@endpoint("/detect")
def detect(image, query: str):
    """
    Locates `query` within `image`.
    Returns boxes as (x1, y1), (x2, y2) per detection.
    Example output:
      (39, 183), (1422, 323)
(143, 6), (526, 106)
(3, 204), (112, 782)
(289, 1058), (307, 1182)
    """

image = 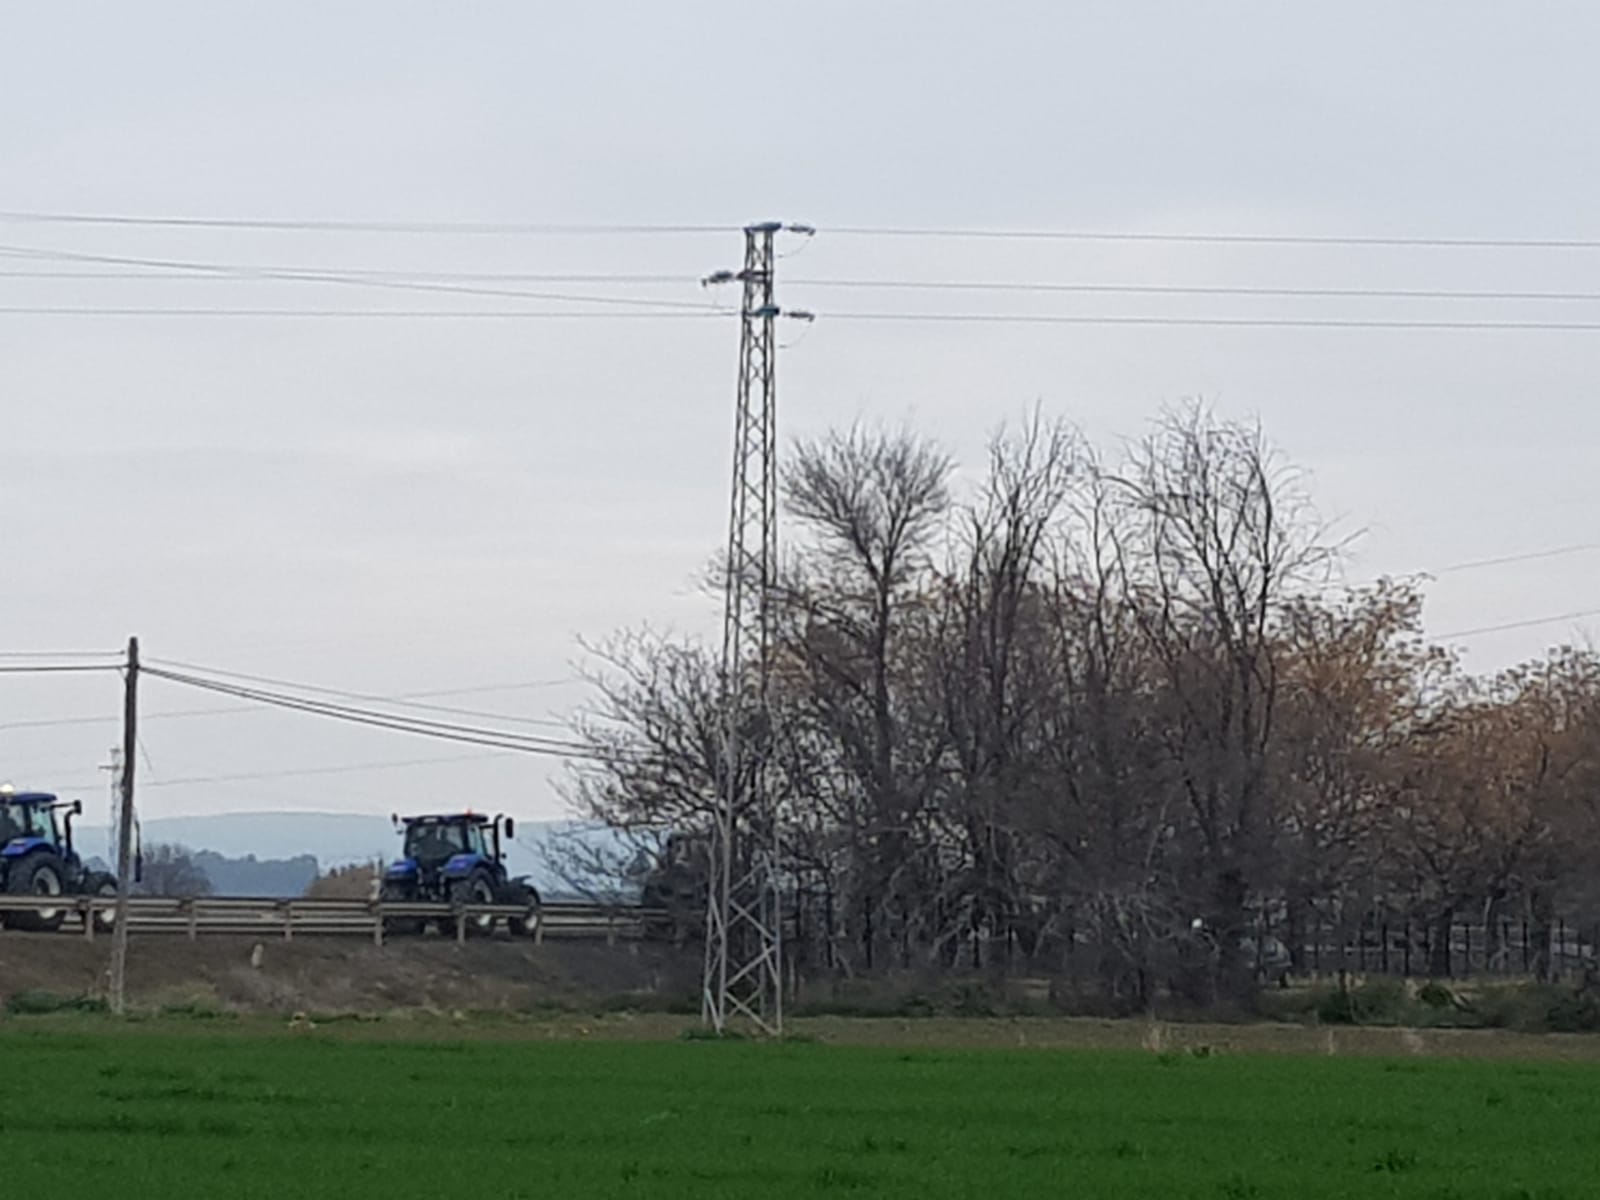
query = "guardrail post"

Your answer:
(534, 911), (544, 947)
(185, 898), (199, 942)
(606, 911), (617, 947)
(372, 901), (384, 947)
(455, 908), (466, 945)
(282, 901), (294, 942)
(81, 897), (94, 942)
